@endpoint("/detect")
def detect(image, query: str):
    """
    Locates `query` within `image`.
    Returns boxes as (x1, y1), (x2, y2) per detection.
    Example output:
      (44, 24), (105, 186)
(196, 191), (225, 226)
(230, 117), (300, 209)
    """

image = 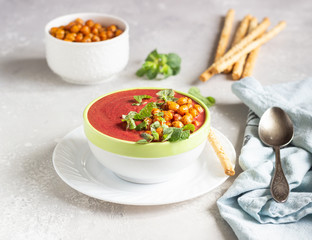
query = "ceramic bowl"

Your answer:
(83, 88), (210, 184)
(45, 13), (129, 85)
